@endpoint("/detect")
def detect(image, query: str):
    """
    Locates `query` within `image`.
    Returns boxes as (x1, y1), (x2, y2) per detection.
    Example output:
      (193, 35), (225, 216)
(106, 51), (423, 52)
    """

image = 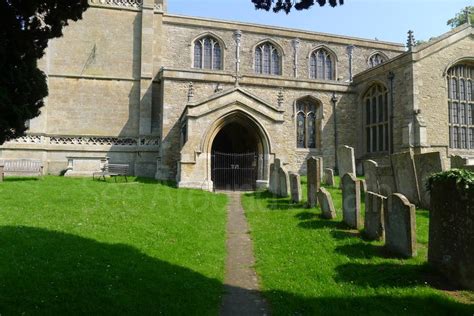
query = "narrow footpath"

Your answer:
(219, 192), (269, 316)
